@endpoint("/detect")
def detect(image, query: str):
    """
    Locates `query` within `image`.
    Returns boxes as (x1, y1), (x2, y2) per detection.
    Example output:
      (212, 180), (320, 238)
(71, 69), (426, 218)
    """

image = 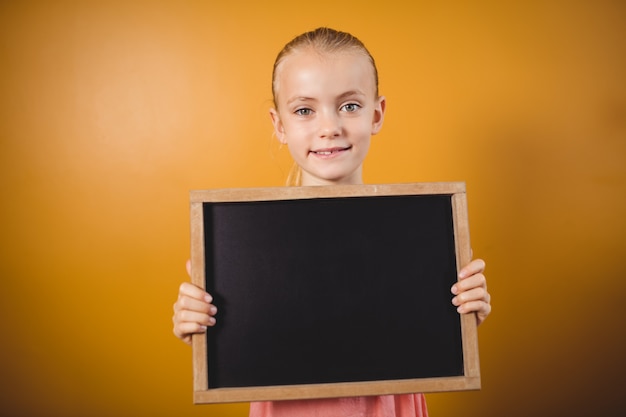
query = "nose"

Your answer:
(318, 110), (342, 139)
